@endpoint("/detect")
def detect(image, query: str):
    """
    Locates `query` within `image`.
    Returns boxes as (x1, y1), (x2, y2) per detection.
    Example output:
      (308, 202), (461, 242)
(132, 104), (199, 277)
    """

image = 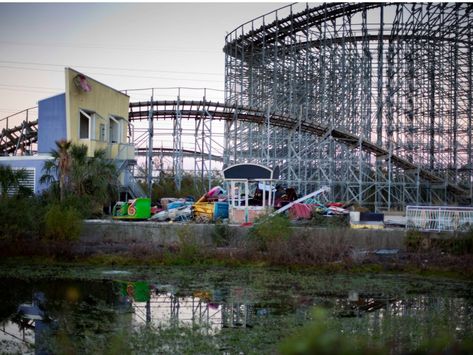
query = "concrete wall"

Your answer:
(81, 221), (406, 250)
(65, 68), (130, 158)
(38, 93), (66, 154)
